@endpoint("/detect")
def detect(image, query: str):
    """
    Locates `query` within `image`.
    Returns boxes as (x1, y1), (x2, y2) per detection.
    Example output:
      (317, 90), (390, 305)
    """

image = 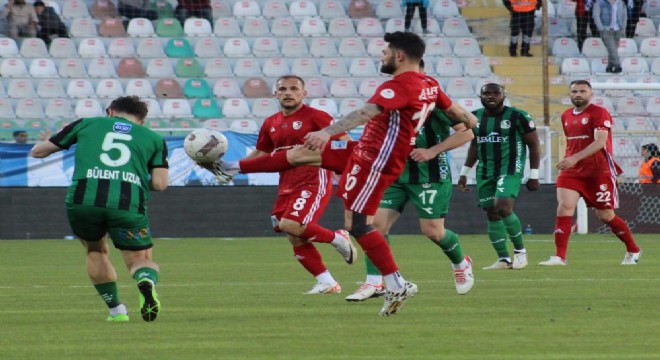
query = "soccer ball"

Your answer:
(184, 128), (228, 163)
